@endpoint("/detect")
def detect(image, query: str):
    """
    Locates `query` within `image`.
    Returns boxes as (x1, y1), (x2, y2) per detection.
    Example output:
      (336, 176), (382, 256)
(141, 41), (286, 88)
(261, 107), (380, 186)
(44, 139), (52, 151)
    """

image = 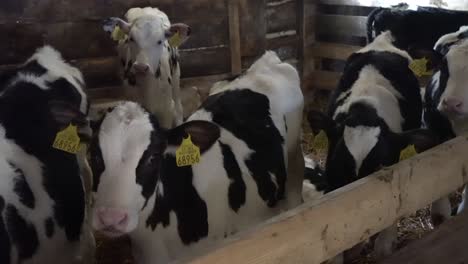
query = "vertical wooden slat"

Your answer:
(303, 0), (318, 92)
(228, 0), (242, 75)
(239, 0), (267, 58)
(296, 0), (305, 80)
